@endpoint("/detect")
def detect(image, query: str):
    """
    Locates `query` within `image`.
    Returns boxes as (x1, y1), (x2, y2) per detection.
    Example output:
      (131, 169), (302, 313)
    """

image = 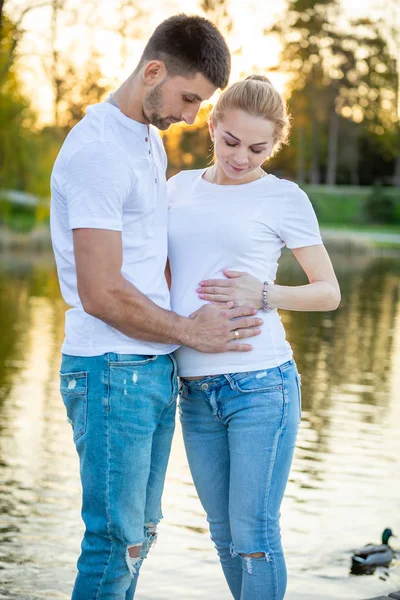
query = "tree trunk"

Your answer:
(309, 71), (320, 185)
(50, 1), (65, 127)
(350, 127), (359, 186)
(327, 97), (339, 186)
(0, 0), (4, 31)
(394, 153), (400, 187)
(310, 106), (320, 184)
(296, 126), (306, 184)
